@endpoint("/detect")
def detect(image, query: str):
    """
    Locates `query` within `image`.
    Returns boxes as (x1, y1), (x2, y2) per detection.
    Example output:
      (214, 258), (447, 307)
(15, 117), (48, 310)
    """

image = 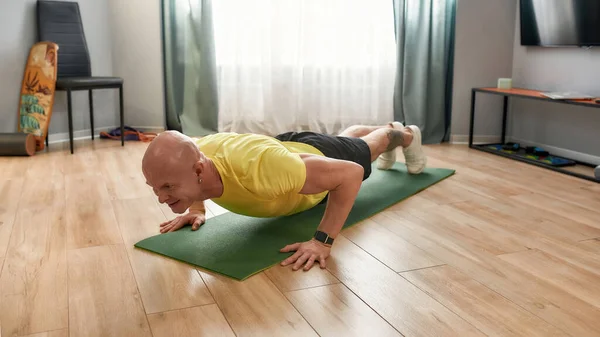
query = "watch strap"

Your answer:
(313, 230), (334, 245)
